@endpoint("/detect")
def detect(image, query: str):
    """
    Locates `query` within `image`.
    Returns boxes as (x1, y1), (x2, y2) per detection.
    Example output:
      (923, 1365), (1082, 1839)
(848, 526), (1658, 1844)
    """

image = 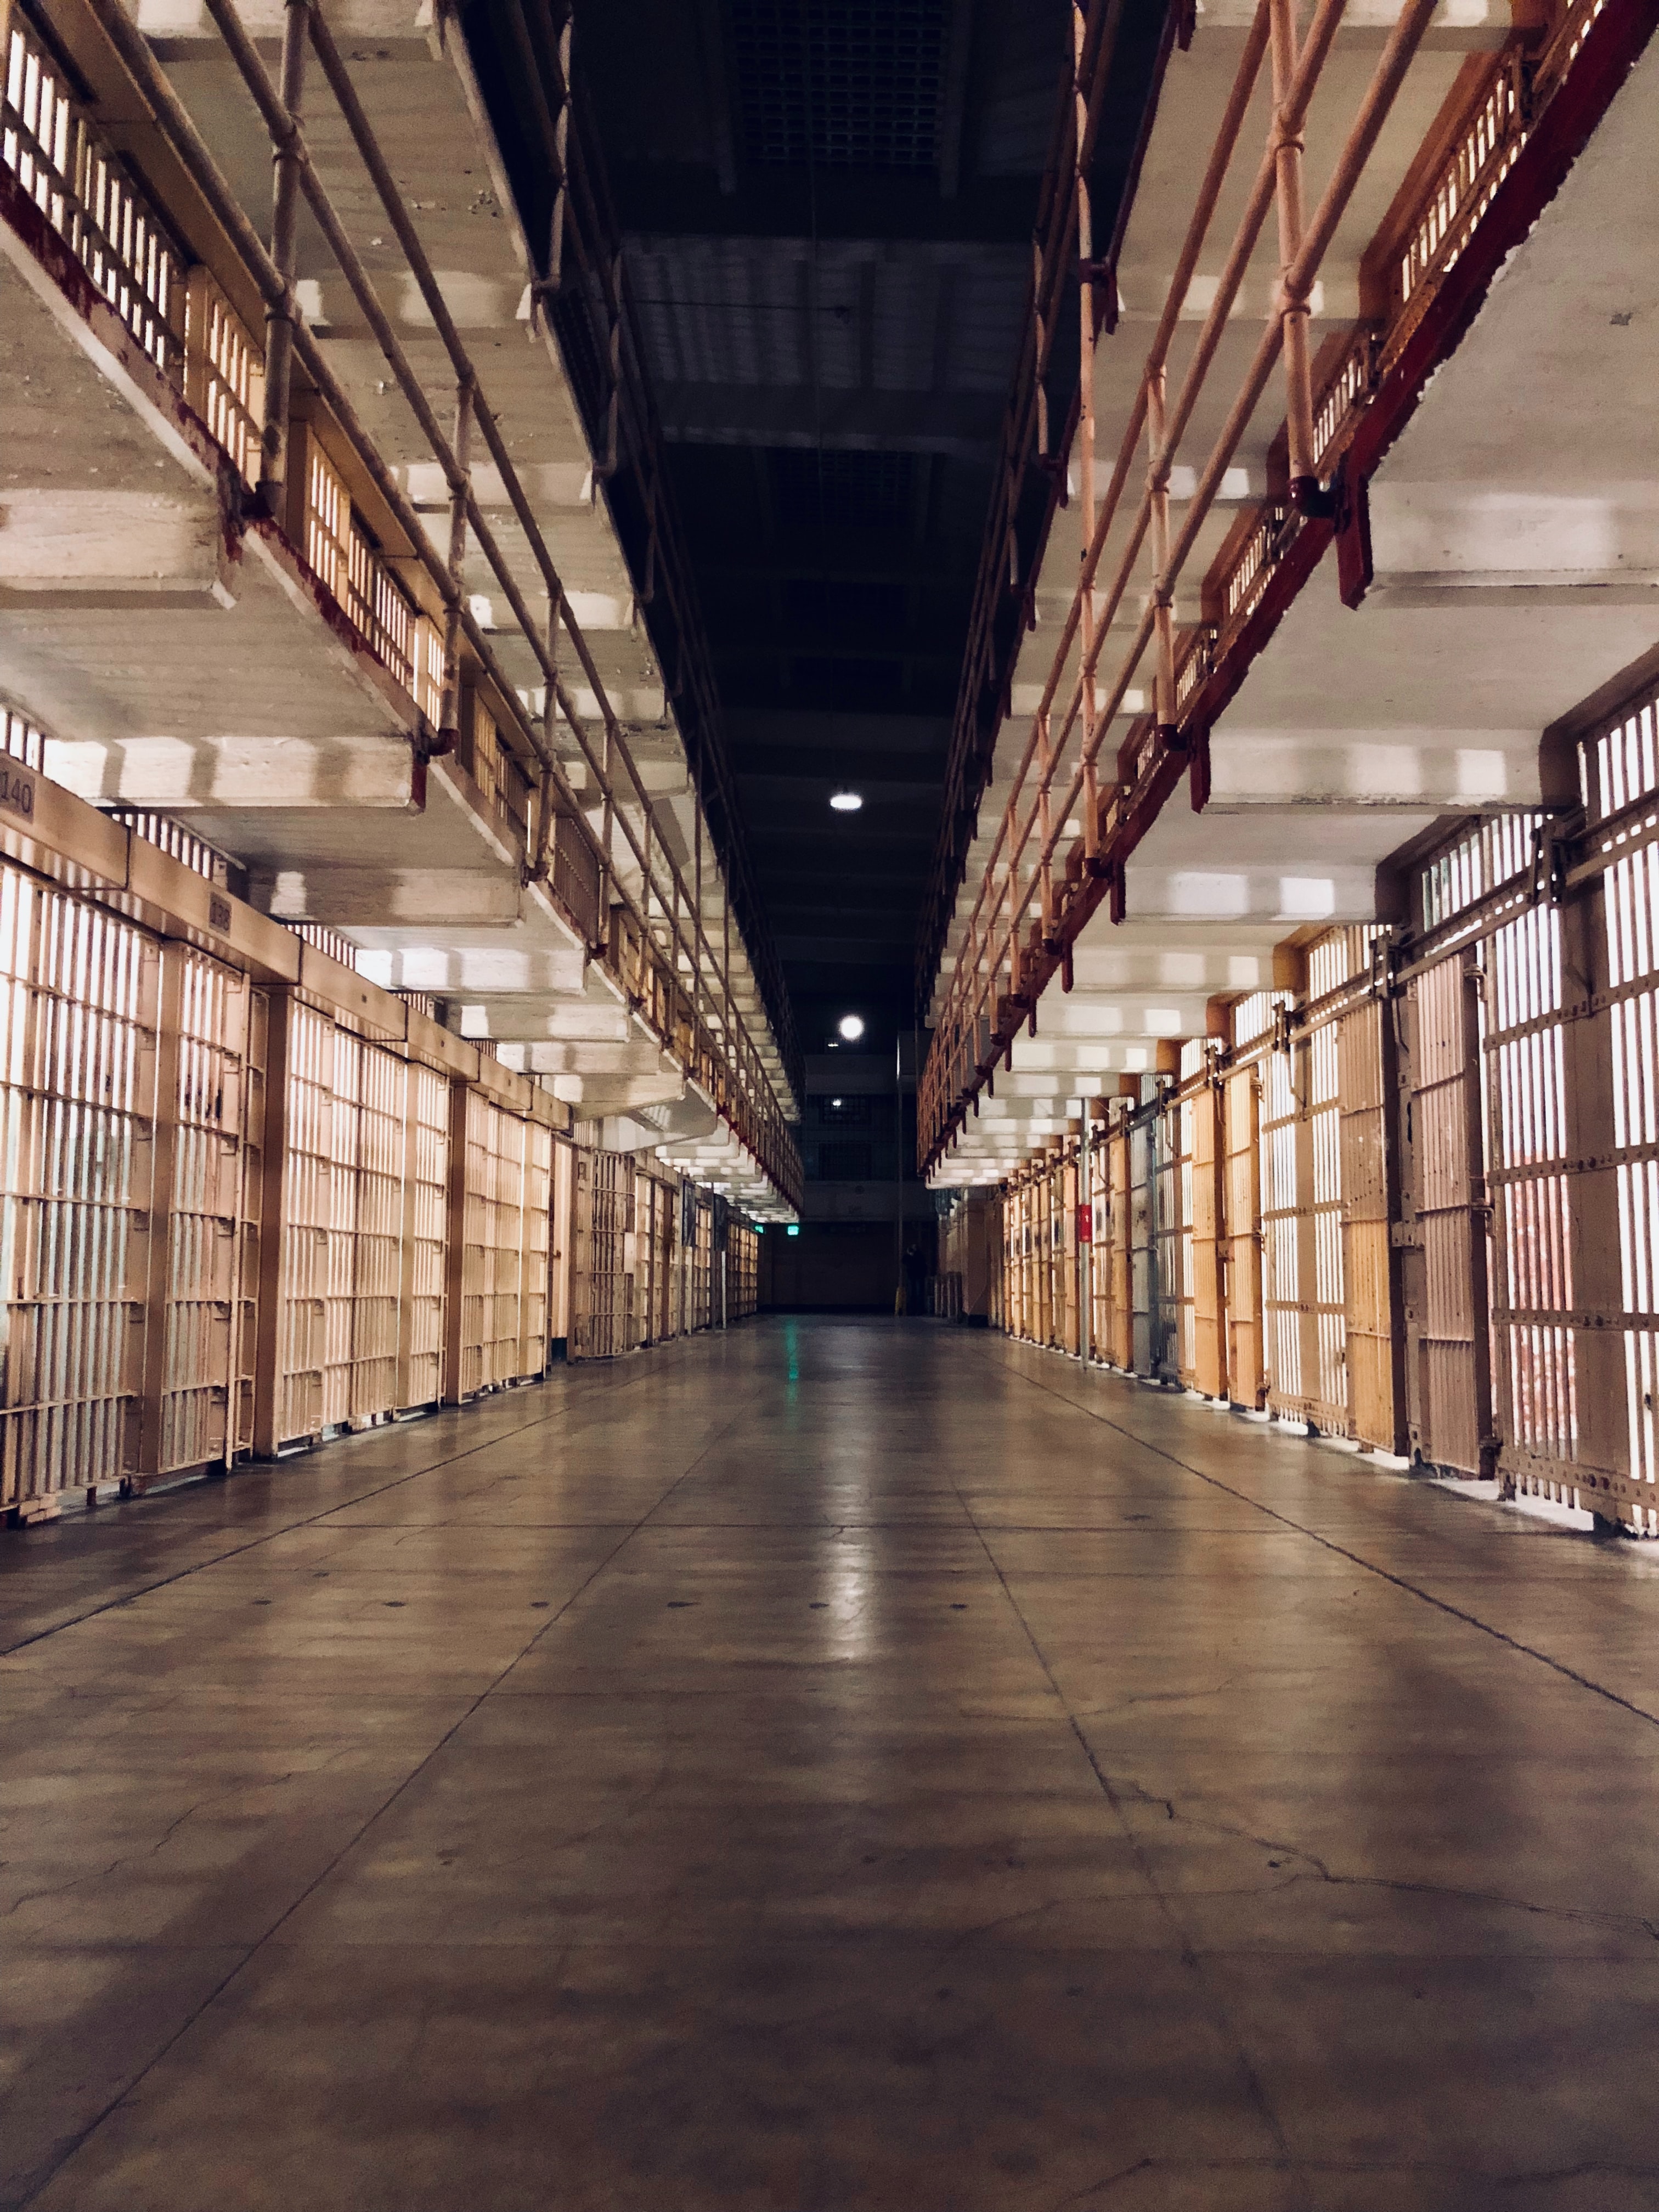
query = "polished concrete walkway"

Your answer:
(4, 1319), (1659, 2211)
